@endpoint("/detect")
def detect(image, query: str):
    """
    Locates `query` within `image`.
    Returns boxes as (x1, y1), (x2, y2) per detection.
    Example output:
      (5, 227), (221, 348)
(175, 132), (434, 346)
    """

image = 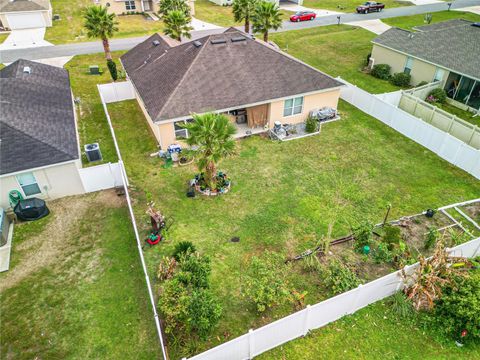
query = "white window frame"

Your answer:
(125, 0), (136, 10)
(16, 172), (41, 197)
(174, 119), (193, 139)
(403, 57), (414, 75)
(283, 96), (304, 117)
(433, 68), (445, 83)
